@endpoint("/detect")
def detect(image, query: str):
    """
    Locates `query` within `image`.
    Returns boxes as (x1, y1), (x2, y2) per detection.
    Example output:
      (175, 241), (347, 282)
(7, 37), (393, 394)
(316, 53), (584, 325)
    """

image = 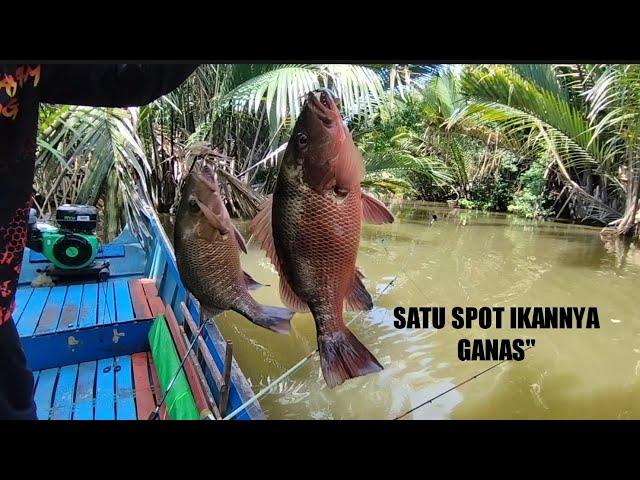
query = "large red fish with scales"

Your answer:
(250, 89), (394, 388)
